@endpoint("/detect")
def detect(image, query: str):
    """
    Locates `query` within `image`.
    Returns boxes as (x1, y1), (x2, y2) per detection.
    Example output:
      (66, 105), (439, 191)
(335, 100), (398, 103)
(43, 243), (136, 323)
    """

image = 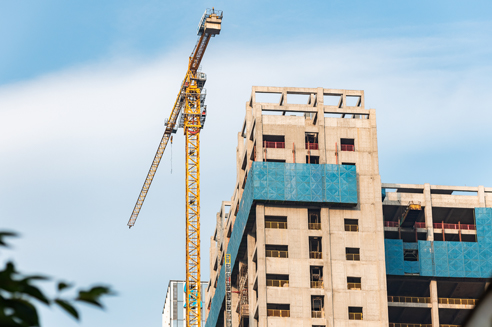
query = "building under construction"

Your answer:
(204, 86), (492, 327)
